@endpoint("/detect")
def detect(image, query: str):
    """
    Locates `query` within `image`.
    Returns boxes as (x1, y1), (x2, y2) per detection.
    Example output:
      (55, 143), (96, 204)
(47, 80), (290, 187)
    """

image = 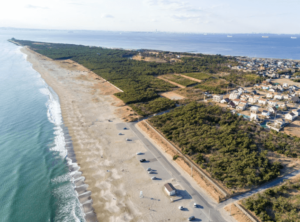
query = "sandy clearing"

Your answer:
(21, 47), (195, 222)
(224, 204), (255, 222)
(160, 91), (185, 100)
